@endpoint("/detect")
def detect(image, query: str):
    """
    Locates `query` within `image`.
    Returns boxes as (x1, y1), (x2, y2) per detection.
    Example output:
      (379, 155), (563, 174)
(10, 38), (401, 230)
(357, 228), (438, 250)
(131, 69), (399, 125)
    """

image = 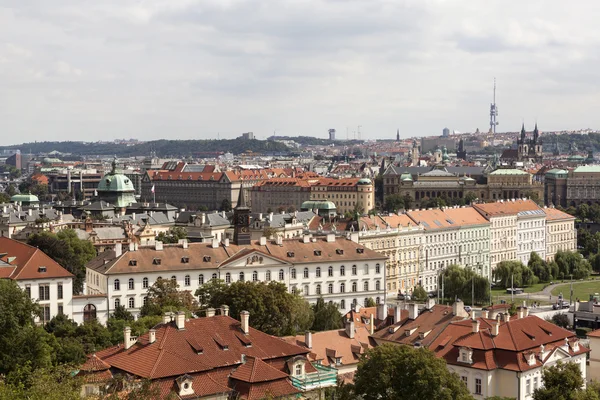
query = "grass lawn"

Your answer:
(490, 282), (548, 296)
(551, 279), (600, 302)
